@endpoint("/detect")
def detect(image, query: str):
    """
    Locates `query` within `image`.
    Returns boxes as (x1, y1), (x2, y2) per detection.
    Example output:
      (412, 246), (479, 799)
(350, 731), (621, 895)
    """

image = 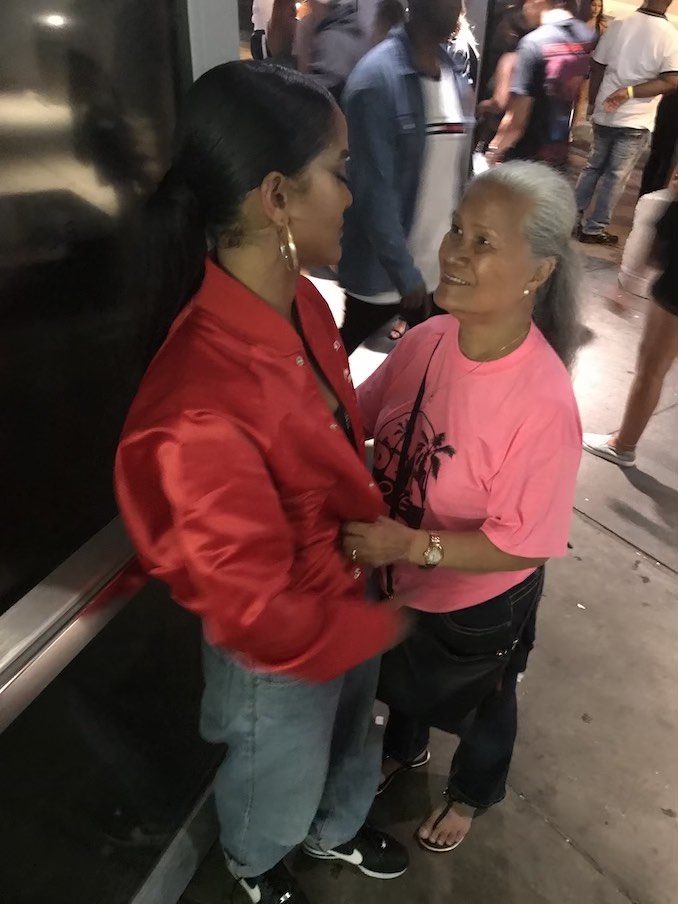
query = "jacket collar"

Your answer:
(390, 26), (476, 122)
(192, 257), (304, 357)
(390, 25), (454, 78)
